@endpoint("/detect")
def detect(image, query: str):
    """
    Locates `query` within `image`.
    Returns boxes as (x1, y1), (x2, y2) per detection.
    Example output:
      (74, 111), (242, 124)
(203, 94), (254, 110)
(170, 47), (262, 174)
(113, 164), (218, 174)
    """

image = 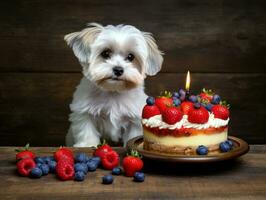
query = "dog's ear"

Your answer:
(64, 23), (103, 63)
(142, 32), (163, 76)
